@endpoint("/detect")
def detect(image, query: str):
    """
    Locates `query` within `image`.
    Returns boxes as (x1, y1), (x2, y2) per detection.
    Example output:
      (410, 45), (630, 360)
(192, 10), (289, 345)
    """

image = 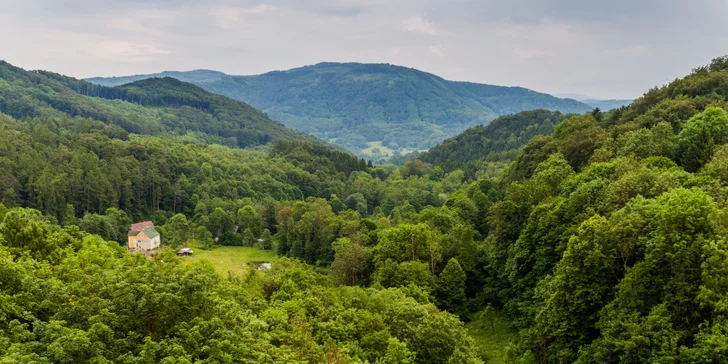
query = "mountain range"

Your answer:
(87, 63), (595, 160)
